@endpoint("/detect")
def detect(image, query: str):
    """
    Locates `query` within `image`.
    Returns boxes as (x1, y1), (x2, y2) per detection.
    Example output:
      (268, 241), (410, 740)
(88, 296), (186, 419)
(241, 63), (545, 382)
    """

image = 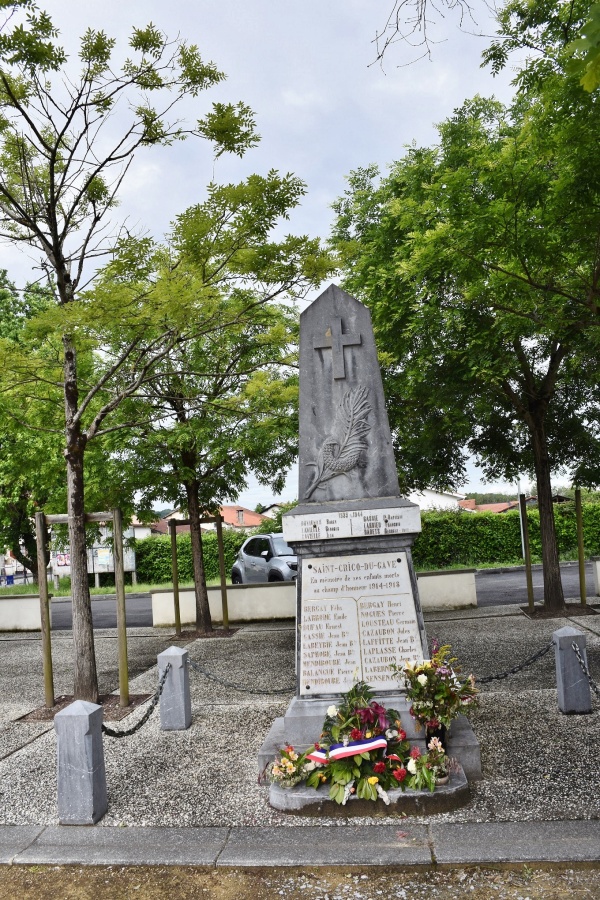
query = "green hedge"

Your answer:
(411, 504), (600, 569)
(133, 503), (600, 581)
(133, 530), (246, 584)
